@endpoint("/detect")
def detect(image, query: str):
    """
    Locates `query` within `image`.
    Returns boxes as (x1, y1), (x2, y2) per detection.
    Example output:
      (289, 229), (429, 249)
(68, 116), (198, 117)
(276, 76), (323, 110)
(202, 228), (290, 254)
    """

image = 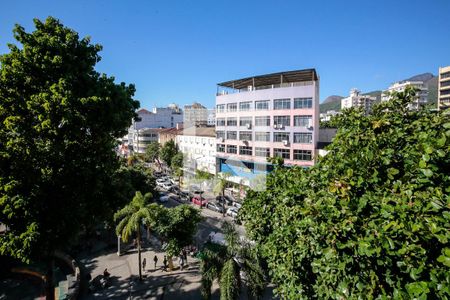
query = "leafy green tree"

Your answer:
(196, 169), (214, 180)
(145, 141), (160, 165)
(200, 222), (266, 300)
(241, 87), (450, 299)
(213, 172), (231, 217)
(0, 17), (139, 298)
(160, 139), (178, 166)
(114, 191), (159, 281)
(171, 152), (184, 170)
